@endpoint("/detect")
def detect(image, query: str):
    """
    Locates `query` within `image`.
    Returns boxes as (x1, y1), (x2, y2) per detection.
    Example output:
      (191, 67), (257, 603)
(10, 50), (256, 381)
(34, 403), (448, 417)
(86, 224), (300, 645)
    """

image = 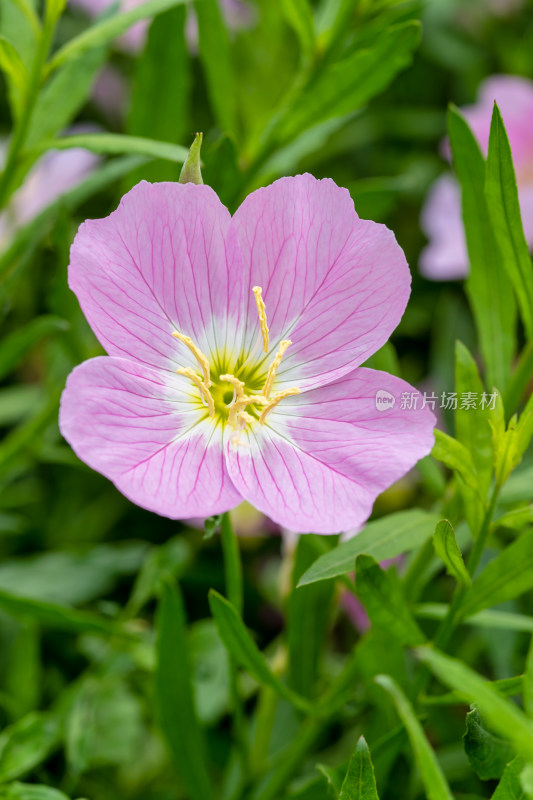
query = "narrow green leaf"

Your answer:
(0, 36), (28, 118)
(297, 510), (440, 587)
(339, 736), (380, 800)
(278, 22), (420, 142)
(485, 103), (533, 340)
(0, 316), (68, 381)
(281, 0), (315, 59)
(0, 0), (39, 64)
(288, 535), (334, 698)
(155, 580), (212, 800)
(524, 635), (533, 719)
(0, 713), (60, 783)
(464, 706), (515, 780)
(0, 588), (131, 637)
(432, 429), (481, 496)
(48, 0), (190, 72)
(45, 0), (67, 25)
(433, 519), (471, 586)
(492, 756), (526, 800)
(0, 783), (73, 800)
(455, 340), (493, 493)
(375, 675), (454, 800)
(416, 604), (533, 633)
(493, 505), (533, 531)
(127, 4), (190, 183)
(208, 589), (311, 713)
(448, 104), (516, 390)
(196, 0), (236, 135)
(355, 555), (424, 646)
(30, 134), (189, 165)
(460, 529), (533, 619)
(416, 646), (533, 761)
